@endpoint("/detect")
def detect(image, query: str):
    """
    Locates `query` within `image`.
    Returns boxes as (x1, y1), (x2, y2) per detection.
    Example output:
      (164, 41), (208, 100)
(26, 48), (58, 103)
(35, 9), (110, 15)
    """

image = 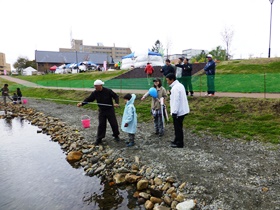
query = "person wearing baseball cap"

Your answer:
(77, 79), (121, 145)
(204, 54), (216, 96)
